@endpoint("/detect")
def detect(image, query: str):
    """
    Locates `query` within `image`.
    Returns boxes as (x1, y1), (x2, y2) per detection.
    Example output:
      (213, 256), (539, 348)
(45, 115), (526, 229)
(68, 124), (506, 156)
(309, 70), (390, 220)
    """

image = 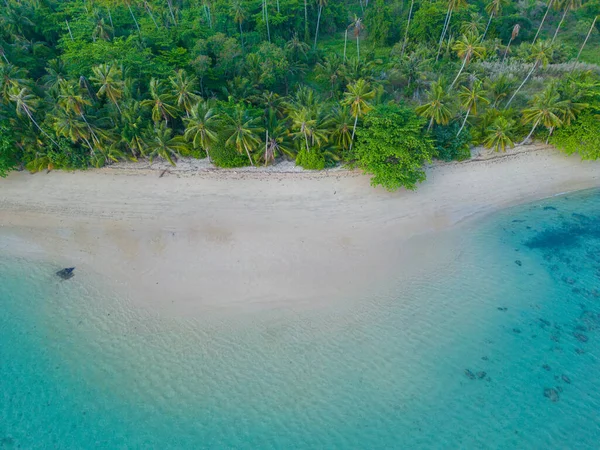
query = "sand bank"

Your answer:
(1, 145), (599, 316)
